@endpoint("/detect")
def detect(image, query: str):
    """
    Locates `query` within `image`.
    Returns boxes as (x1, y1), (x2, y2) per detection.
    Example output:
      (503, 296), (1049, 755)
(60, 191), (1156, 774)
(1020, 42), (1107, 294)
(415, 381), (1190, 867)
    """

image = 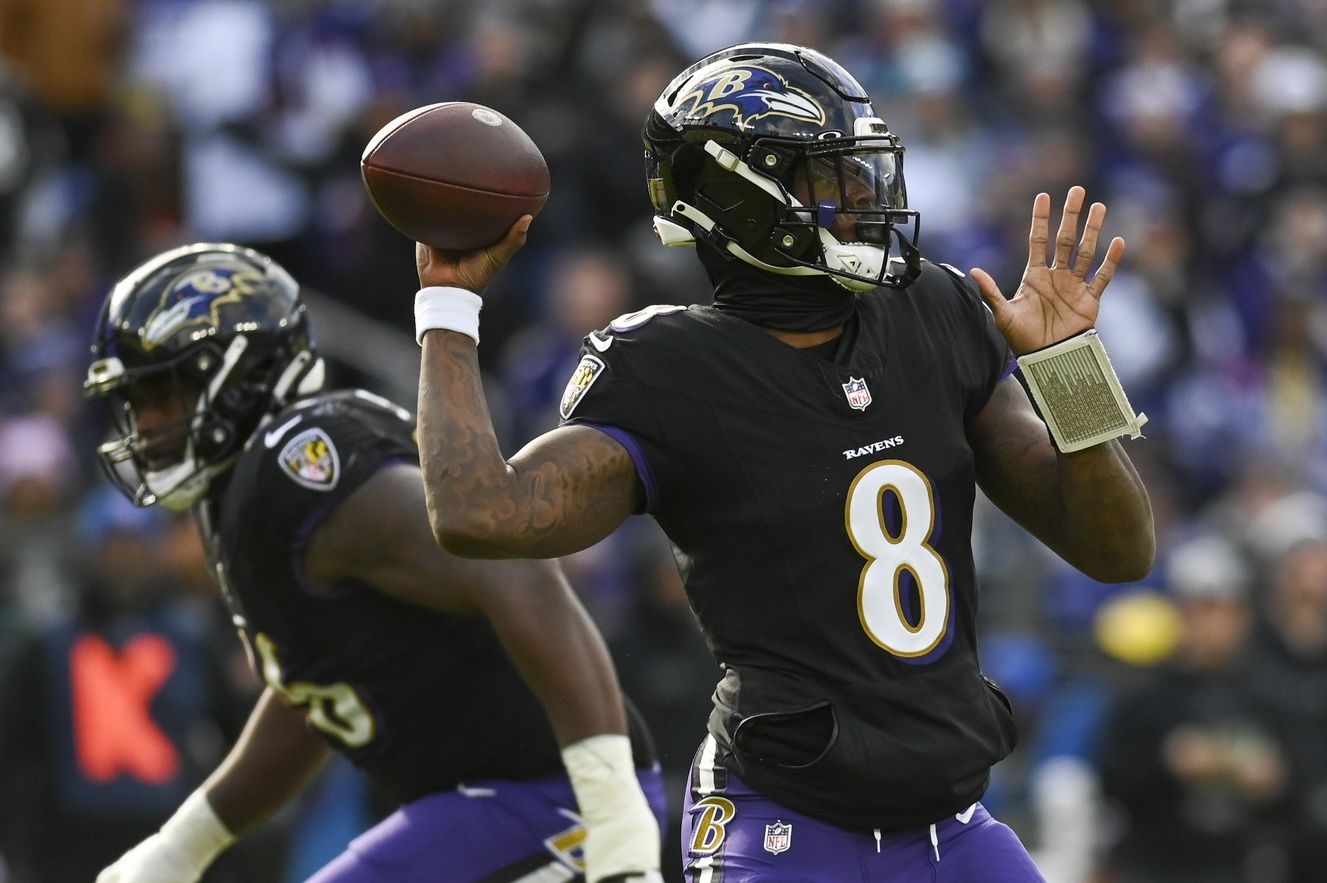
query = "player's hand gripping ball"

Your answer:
(361, 102), (550, 251)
